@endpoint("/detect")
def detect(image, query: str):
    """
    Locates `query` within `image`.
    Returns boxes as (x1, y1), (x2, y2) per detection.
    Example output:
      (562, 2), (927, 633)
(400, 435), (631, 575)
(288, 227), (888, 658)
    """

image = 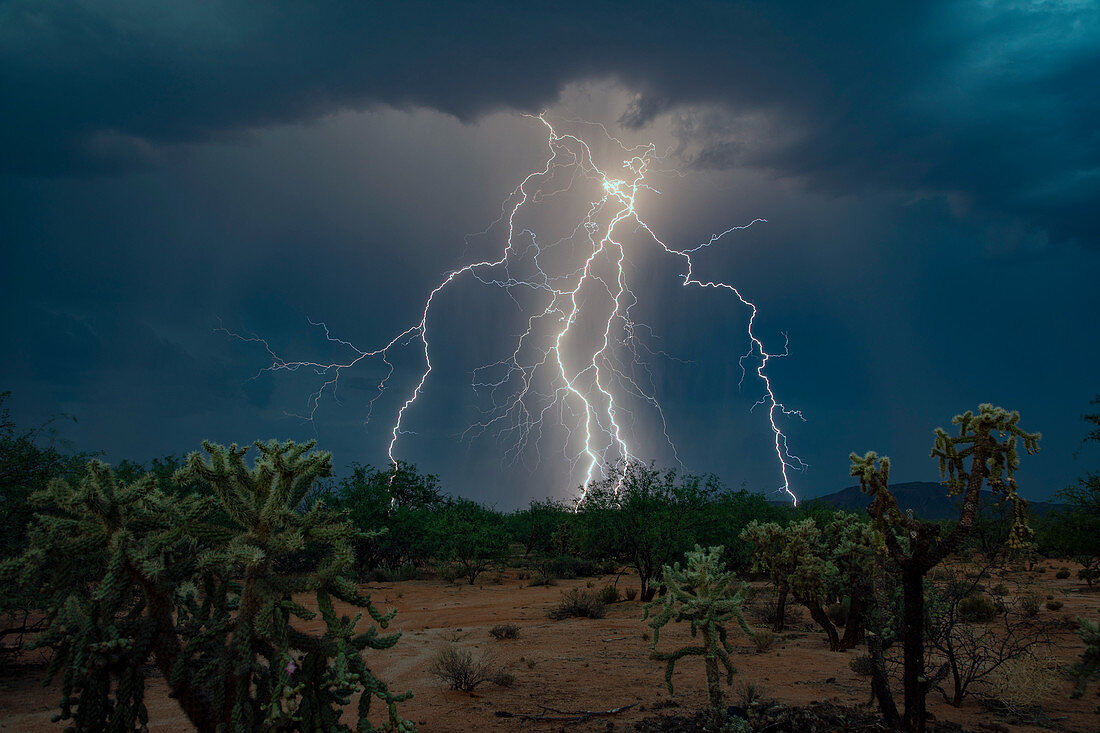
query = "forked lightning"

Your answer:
(222, 115), (805, 503)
